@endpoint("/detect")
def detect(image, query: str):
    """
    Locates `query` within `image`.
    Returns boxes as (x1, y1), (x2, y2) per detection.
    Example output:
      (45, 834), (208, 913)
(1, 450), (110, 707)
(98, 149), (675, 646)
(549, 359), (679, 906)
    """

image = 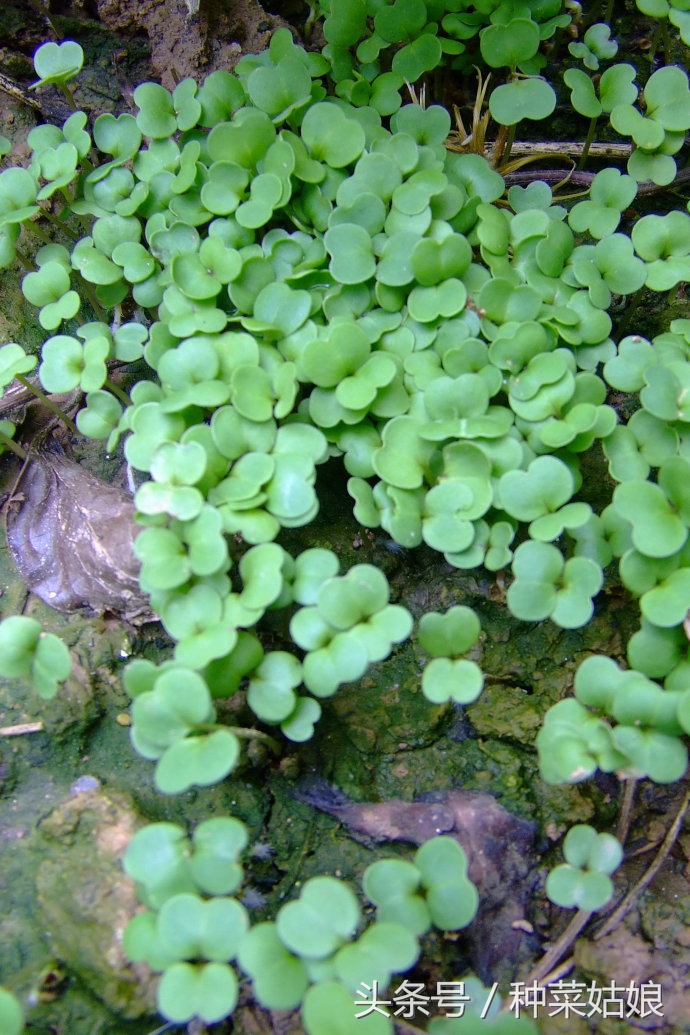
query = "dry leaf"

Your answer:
(5, 451), (151, 621)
